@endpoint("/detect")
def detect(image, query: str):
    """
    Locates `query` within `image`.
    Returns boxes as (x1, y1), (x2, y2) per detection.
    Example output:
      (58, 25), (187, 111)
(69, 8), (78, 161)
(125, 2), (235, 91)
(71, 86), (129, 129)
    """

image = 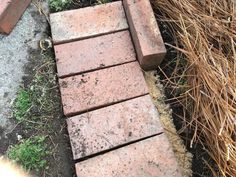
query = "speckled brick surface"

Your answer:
(50, 2), (181, 176)
(50, 1), (128, 44)
(54, 30), (136, 77)
(67, 95), (163, 160)
(0, 0), (31, 34)
(59, 62), (148, 116)
(75, 134), (182, 177)
(123, 0), (166, 70)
